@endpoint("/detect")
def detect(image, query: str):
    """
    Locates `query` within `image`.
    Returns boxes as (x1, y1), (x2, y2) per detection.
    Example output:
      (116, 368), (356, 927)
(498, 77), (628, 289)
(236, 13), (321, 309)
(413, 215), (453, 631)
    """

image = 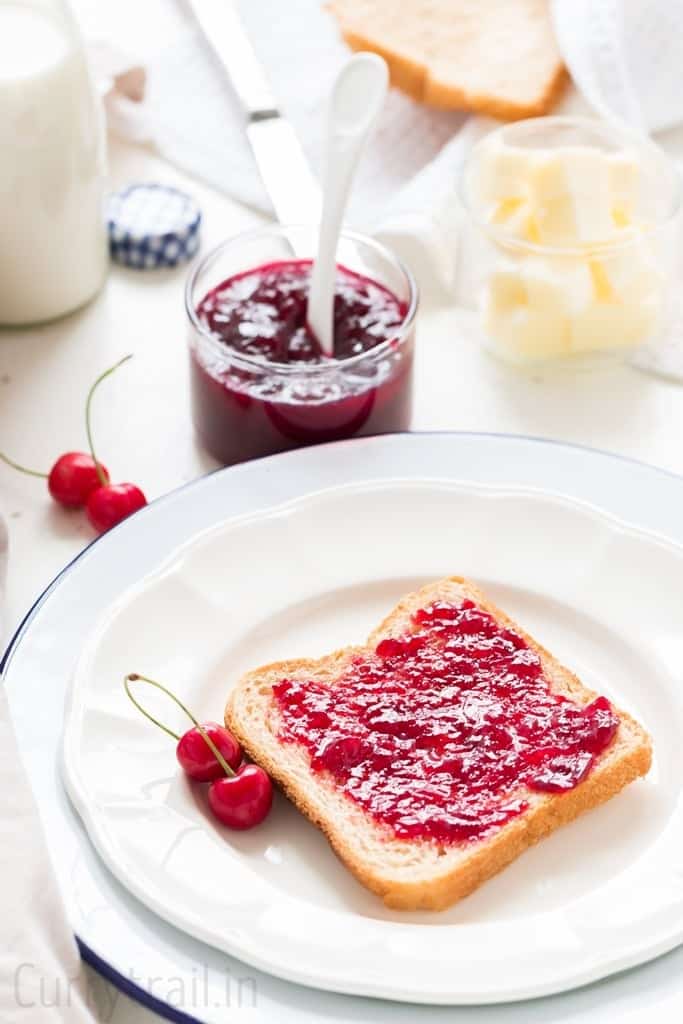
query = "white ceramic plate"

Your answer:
(62, 475), (683, 1005)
